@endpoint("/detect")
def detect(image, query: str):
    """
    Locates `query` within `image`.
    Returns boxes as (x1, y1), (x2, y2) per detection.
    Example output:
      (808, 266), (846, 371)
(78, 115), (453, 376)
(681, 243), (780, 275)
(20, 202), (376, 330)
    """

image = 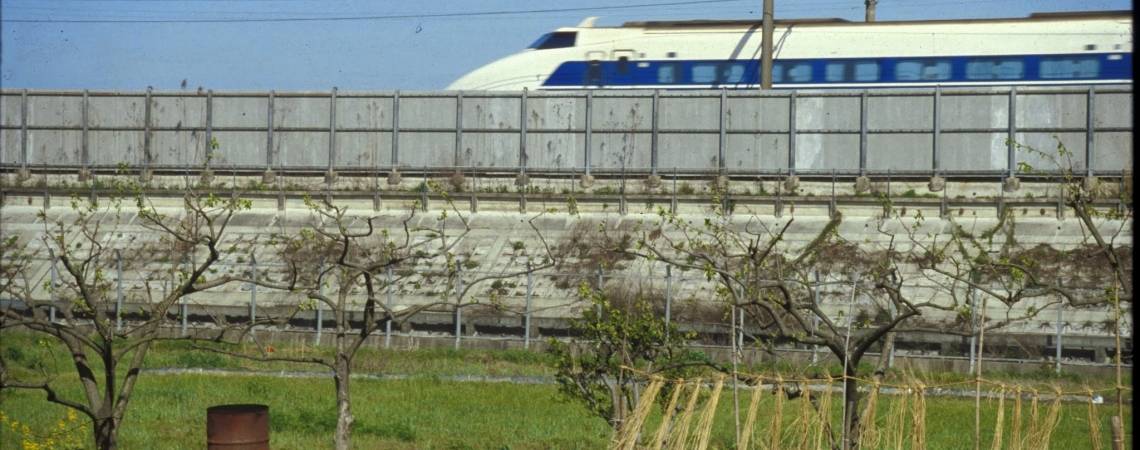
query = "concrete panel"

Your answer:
(591, 132), (653, 170)
(398, 132), (458, 168)
(658, 96), (717, 131)
(461, 133), (520, 168)
(27, 95), (83, 127)
(274, 96), (330, 129)
(209, 131), (266, 167)
(1093, 92), (1132, 128)
(337, 97), (393, 130)
(0, 94), (20, 127)
(401, 96), (457, 129)
(27, 130), (81, 166)
(724, 134), (761, 170)
(150, 130), (207, 167)
(1013, 132), (1087, 172)
(88, 96), (146, 129)
(211, 96), (269, 130)
(593, 97), (652, 132)
(795, 96), (859, 131)
(868, 96), (932, 131)
(0, 130), (19, 164)
(1018, 93), (1086, 129)
(1091, 132), (1132, 171)
(89, 130), (144, 166)
(941, 94), (1007, 130)
(726, 96), (790, 132)
(657, 134), (718, 170)
(276, 131), (329, 167)
(867, 134), (932, 171)
(526, 96), (584, 131)
(151, 96), (206, 129)
(795, 134), (858, 171)
(462, 97), (521, 130)
(757, 134), (790, 170)
(939, 133), (1007, 171)
(525, 133), (582, 170)
(334, 131), (391, 168)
